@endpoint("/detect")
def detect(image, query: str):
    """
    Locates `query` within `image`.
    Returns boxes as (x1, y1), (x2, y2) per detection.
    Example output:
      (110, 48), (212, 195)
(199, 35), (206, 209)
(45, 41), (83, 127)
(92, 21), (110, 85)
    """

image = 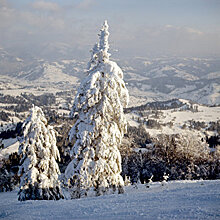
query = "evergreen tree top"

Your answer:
(88, 20), (111, 71)
(25, 105), (47, 125)
(98, 20), (110, 62)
